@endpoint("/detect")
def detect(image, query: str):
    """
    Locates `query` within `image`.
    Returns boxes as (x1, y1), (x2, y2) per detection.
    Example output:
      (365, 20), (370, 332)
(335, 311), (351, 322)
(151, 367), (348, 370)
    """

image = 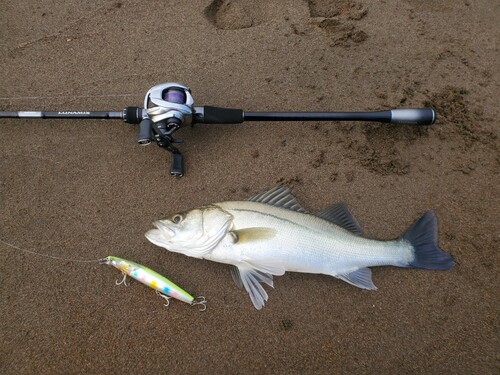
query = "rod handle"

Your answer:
(198, 106), (244, 124)
(390, 109), (436, 125)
